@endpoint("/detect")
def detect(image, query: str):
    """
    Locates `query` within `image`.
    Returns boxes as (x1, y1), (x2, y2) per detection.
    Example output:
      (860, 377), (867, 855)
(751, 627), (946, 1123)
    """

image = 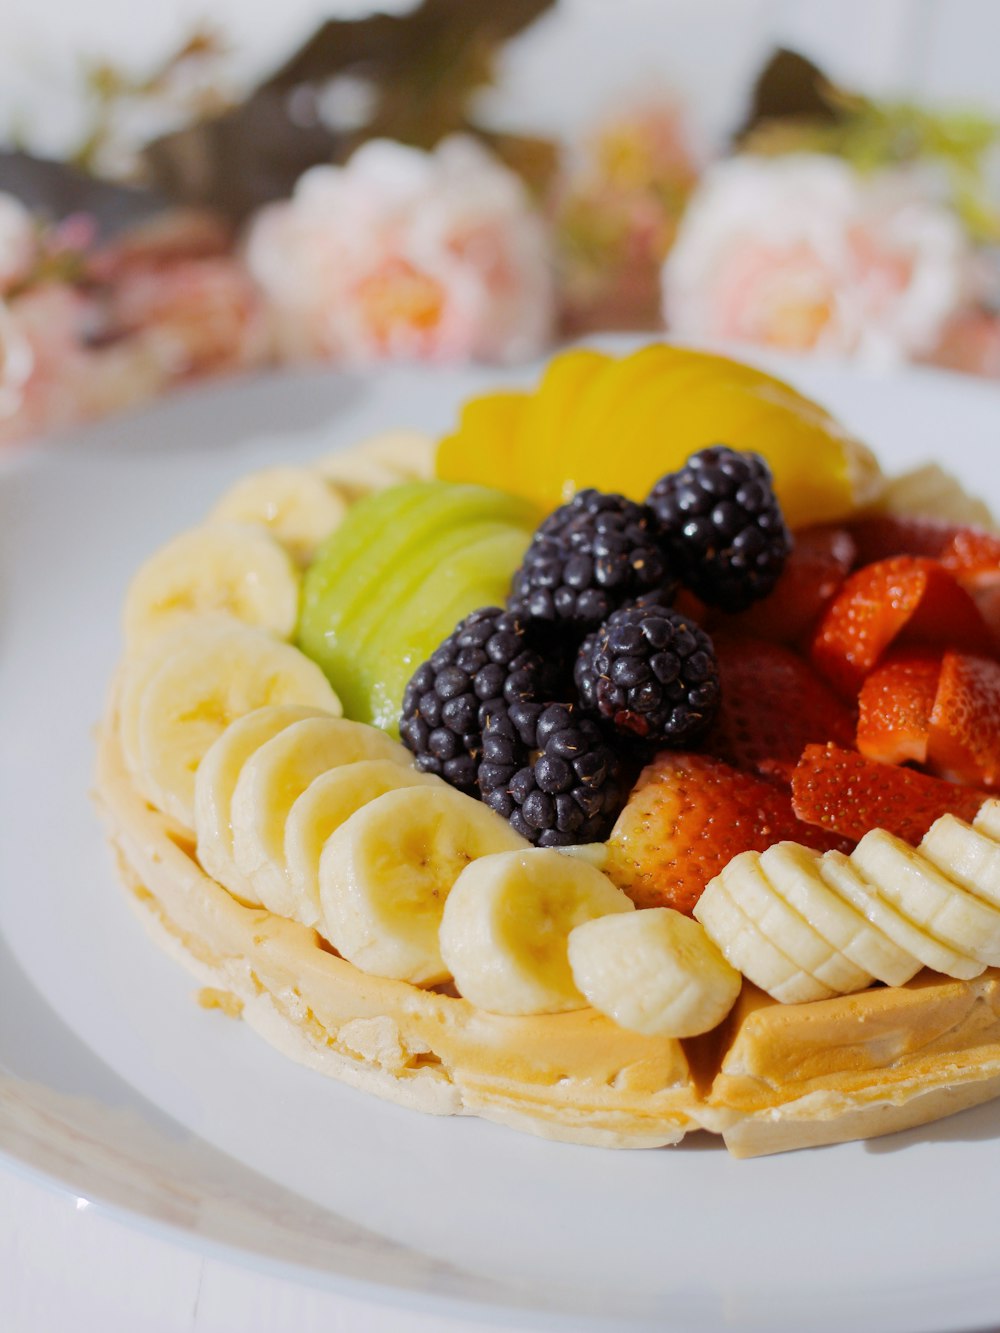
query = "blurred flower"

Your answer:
(553, 99), (698, 334)
(662, 154), (973, 366)
(925, 308), (1000, 378)
(244, 135), (554, 364)
(0, 194), (39, 294)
